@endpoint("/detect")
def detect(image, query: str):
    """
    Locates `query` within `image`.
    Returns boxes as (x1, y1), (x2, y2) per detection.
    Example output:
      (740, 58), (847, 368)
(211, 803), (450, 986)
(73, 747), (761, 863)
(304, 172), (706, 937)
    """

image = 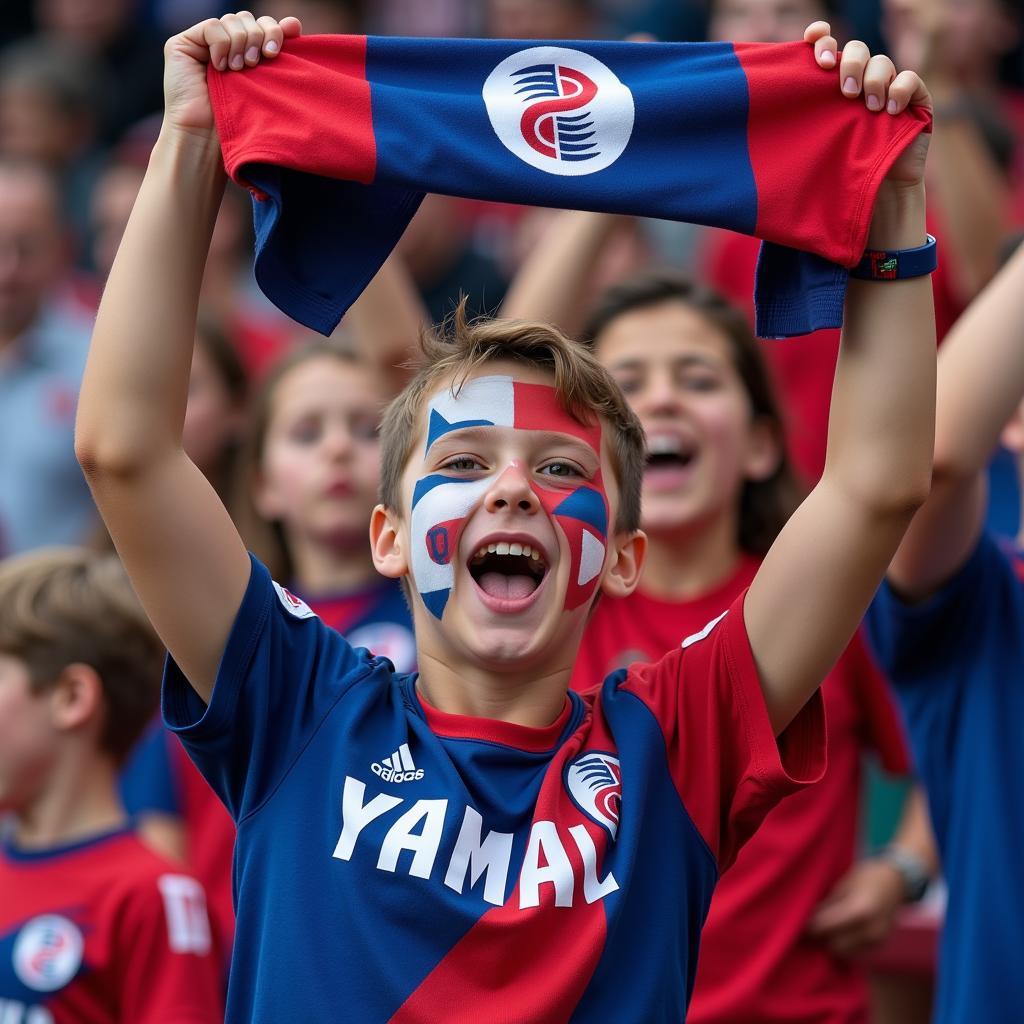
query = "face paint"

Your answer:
(411, 375), (609, 618)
